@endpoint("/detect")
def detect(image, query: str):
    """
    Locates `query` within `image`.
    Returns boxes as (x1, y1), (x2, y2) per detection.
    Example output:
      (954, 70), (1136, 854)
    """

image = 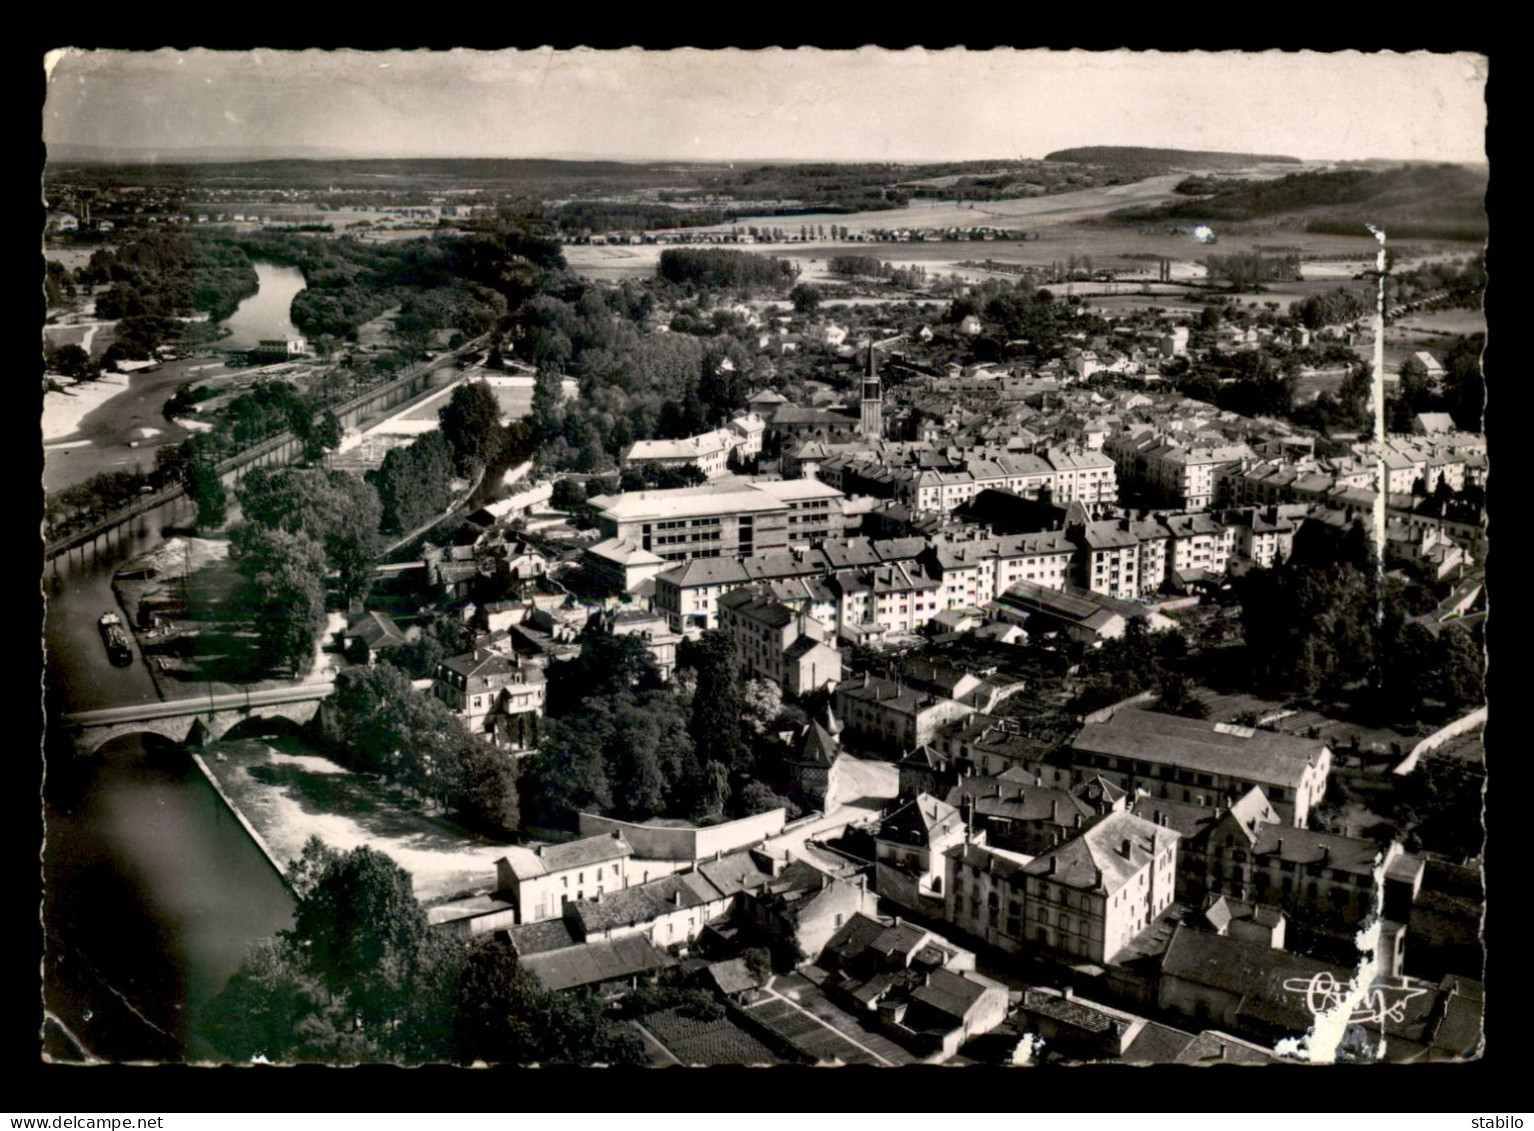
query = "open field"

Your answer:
(1340, 307), (1486, 374)
(1391, 308), (1487, 337)
(45, 243), (117, 272)
(565, 170), (1480, 290)
(673, 173), (1191, 234)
